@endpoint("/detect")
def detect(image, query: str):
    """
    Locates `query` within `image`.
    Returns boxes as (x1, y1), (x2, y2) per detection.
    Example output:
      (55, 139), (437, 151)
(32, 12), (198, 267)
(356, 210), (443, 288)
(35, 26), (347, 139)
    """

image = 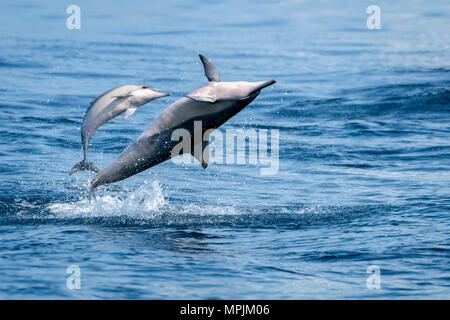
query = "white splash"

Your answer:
(48, 180), (166, 218)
